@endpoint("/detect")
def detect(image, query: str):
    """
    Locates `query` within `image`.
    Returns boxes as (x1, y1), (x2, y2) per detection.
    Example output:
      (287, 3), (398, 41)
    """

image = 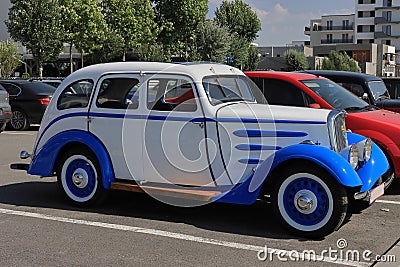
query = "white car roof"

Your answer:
(62, 62), (244, 85)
